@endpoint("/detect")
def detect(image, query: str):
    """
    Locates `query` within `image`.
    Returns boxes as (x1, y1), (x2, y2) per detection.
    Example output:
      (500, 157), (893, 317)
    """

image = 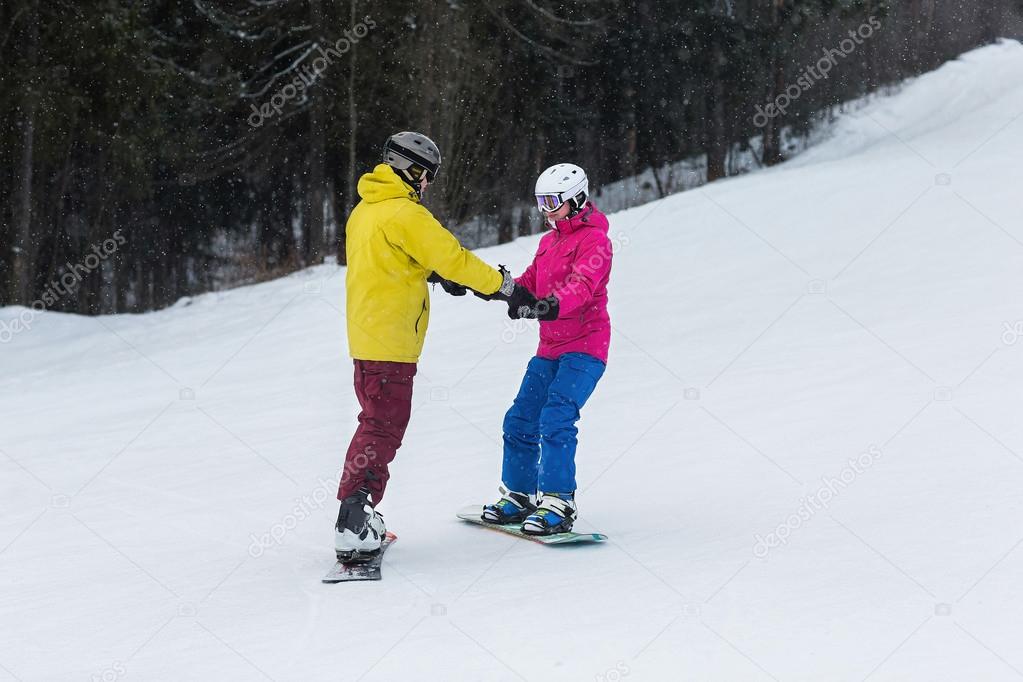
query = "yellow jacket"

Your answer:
(345, 164), (503, 363)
